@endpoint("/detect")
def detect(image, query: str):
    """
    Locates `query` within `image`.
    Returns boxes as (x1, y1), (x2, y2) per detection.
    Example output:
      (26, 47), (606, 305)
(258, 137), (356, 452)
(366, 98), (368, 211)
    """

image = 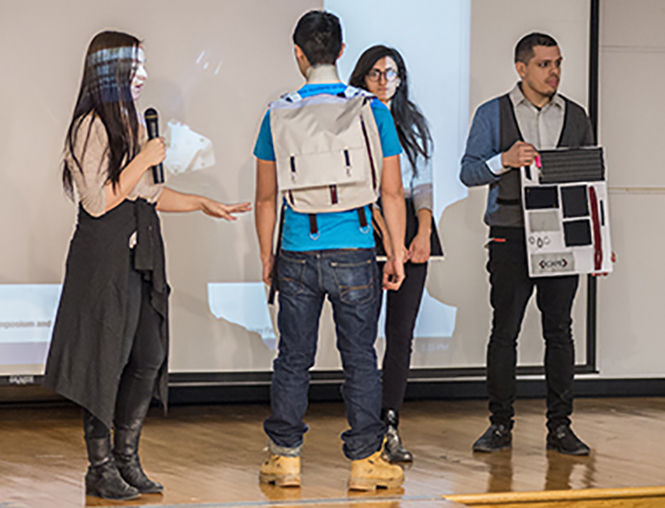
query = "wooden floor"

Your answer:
(1, 397), (665, 507)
